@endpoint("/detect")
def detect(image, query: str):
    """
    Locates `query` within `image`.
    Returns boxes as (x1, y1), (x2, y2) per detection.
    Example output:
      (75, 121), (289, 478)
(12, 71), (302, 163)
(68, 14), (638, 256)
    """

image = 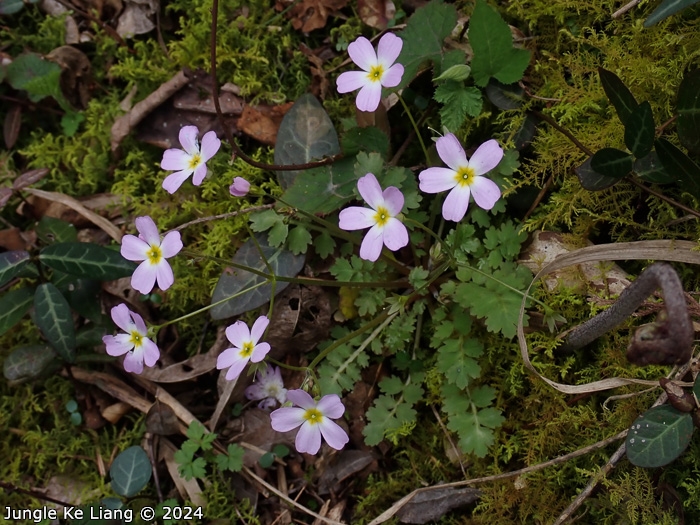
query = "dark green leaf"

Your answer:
(598, 67), (638, 126)
(655, 138), (700, 199)
(66, 399), (78, 412)
(626, 405), (694, 467)
(287, 225), (313, 255)
(576, 156), (621, 190)
(274, 94), (340, 189)
(281, 156), (357, 214)
(434, 81), (482, 131)
(3, 345), (56, 382)
(63, 279), (103, 324)
(341, 126), (390, 158)
(36, 216), (78, 244)
(258, 452), (275, 469)
(110, 446), (152, 497)
(34, 283), (76, 362)
(39, 242), (136, 280)
(0, 250), (31, 288)
(634, 151), (674, 183)
(434, 64), (471, 82)
(484, 80), (525, 110)
(624, 101), (655, 158)
(513, 112), (539, 150)
(677, 69), (700, 155)
(5, 53), (69, 109)
(0, 0), (25, 14)
(644, 0), (700, 27)
(210, 233), (305, 320)
(469, 0), (531, 87)
(590, 148), (633, 179)
(61, 111), (84, 137)
(0, 287), (34, 337)
(70, 412), (82, 425)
